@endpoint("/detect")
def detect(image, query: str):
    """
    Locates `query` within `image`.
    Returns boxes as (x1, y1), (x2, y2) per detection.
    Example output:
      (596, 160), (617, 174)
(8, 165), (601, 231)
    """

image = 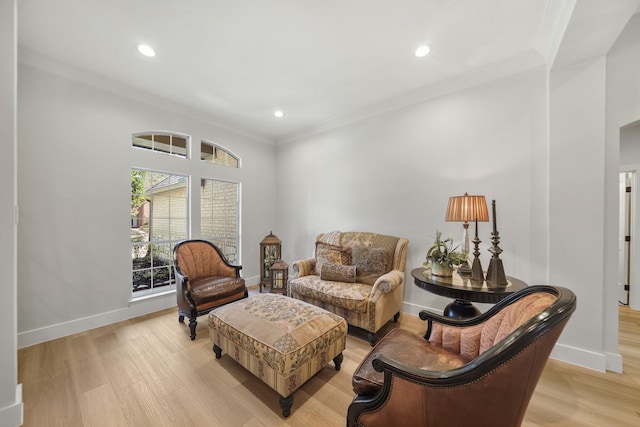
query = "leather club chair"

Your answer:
(173, 239), (248, 340)
(347, 285), (576, 427)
